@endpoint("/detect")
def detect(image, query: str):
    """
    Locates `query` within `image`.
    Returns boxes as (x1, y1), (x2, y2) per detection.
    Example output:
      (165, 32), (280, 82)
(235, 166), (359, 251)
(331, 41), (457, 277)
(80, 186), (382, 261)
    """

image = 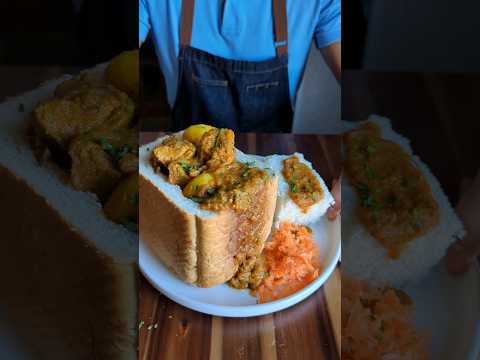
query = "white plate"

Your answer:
(405, 261), (480, 359)
(139, 216), (341, 317)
